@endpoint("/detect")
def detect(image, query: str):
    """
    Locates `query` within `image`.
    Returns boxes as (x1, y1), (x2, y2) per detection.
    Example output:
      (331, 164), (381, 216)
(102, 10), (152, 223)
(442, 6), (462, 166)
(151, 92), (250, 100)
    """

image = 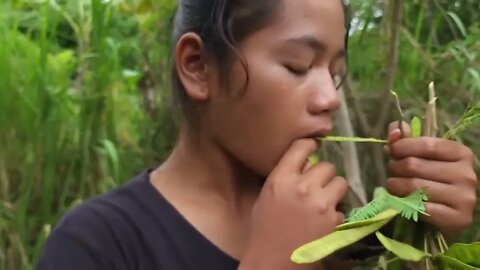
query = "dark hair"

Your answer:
(169, 0), (351, 125)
